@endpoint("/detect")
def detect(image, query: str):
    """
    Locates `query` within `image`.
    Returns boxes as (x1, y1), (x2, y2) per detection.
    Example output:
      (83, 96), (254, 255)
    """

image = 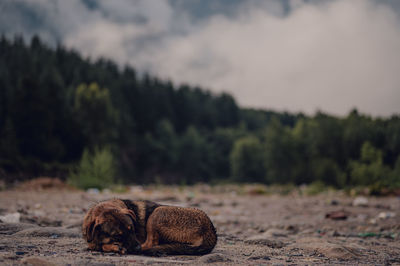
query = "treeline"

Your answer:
(0, 35), (399, 190)
(231, 113), (400, 192)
